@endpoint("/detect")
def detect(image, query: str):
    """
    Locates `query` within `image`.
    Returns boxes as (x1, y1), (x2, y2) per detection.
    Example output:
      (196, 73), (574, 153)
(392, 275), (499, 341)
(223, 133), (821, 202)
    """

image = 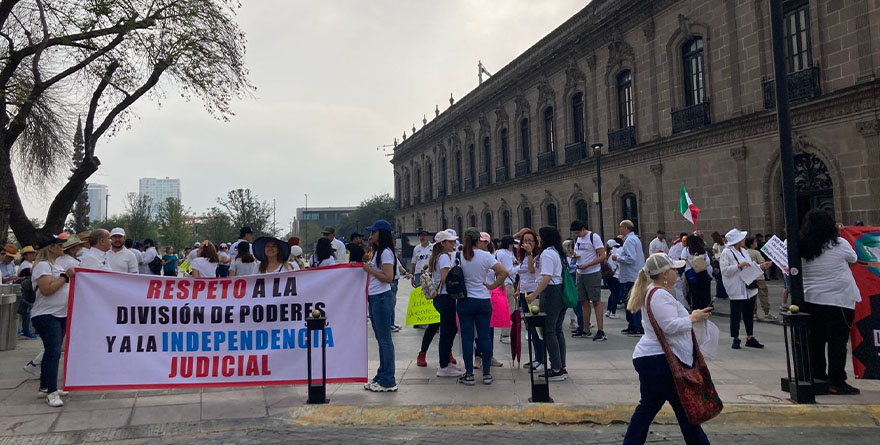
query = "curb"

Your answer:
(287, 403), (880, 428)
